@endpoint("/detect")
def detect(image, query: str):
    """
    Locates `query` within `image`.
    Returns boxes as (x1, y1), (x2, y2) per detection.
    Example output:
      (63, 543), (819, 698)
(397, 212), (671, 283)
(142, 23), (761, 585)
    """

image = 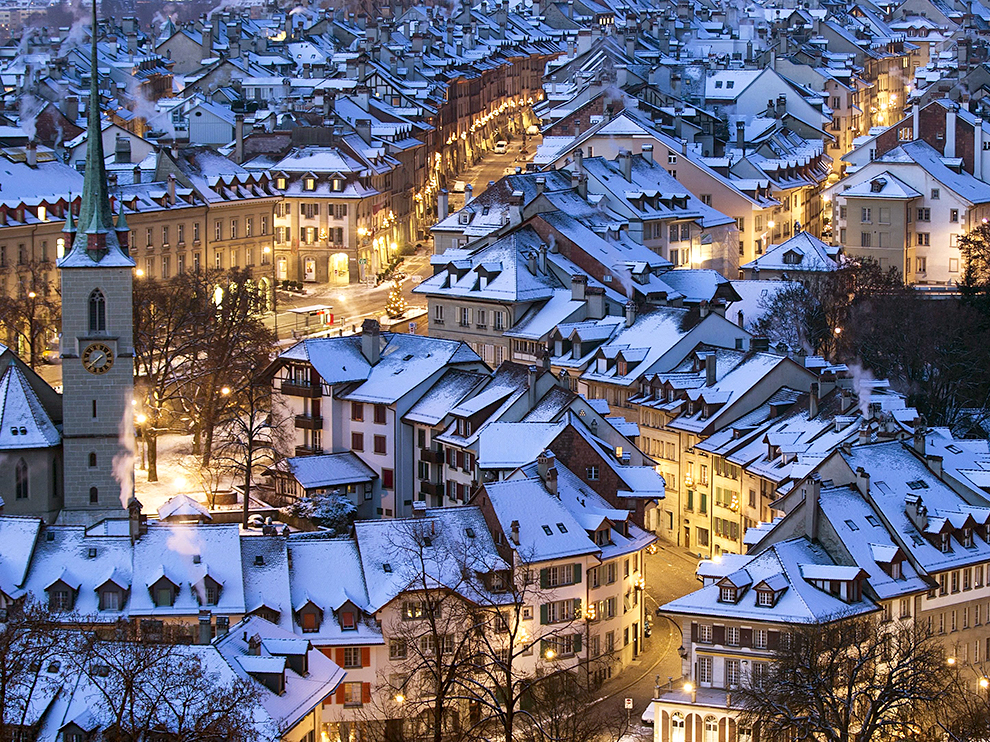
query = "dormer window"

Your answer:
(890, 561), (902, 579)
(276, 176), (286, 189)
(941, 533), (951, 553)
(870, 178), (886, 193)
(720, 586), (737, 603)
(962, 528), (974, 548)
(50, 588), (73, 612)
(340, 610), (357, 630)
(756, 589), (774, 607)
(304, 177), (316, 191)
